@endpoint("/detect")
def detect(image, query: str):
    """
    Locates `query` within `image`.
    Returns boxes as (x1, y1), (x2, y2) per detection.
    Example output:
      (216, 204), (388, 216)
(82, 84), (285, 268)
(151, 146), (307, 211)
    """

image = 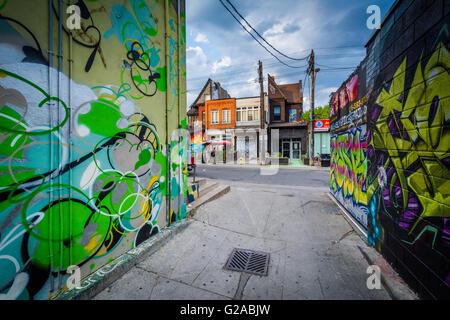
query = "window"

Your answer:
(222, 109), (231, 124)
(211, 110), (219, 124)
(236, 106), (259, 122)
(202, 111), (205, 125)
(253, 106), (259, 120)
(273, 106), (281, 121)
